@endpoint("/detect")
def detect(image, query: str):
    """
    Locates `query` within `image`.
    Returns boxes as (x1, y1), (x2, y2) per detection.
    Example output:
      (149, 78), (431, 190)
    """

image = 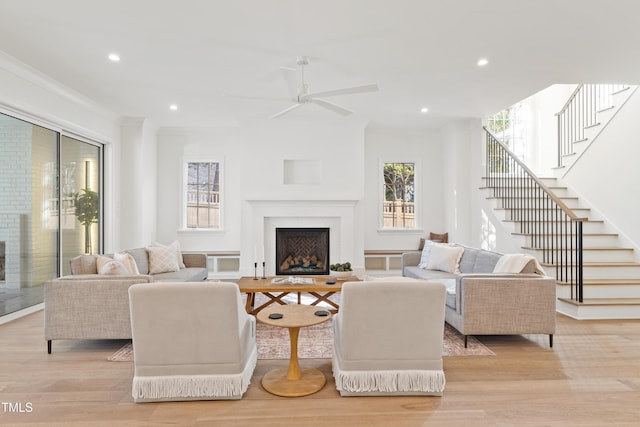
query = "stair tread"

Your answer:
(523, 246), (633, 251)
(557, 279), (640, 285)
(513, 232), (618, 237)
(503, 219), (596, 223)
(496, 207), (590, 211)
(542, 261), (640, 267)
(487, 196), (579, 200)
(558, 297), (640, 306)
